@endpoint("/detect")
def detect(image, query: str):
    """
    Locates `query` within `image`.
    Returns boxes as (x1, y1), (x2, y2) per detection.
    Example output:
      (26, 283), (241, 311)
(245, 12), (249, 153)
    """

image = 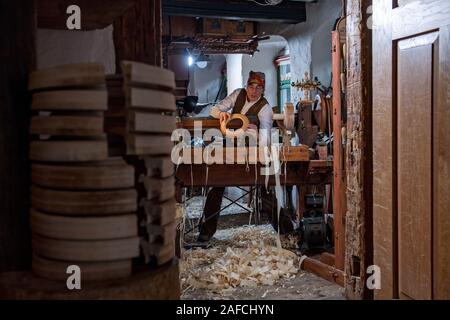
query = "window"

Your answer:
(275, 55), (291, 112)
